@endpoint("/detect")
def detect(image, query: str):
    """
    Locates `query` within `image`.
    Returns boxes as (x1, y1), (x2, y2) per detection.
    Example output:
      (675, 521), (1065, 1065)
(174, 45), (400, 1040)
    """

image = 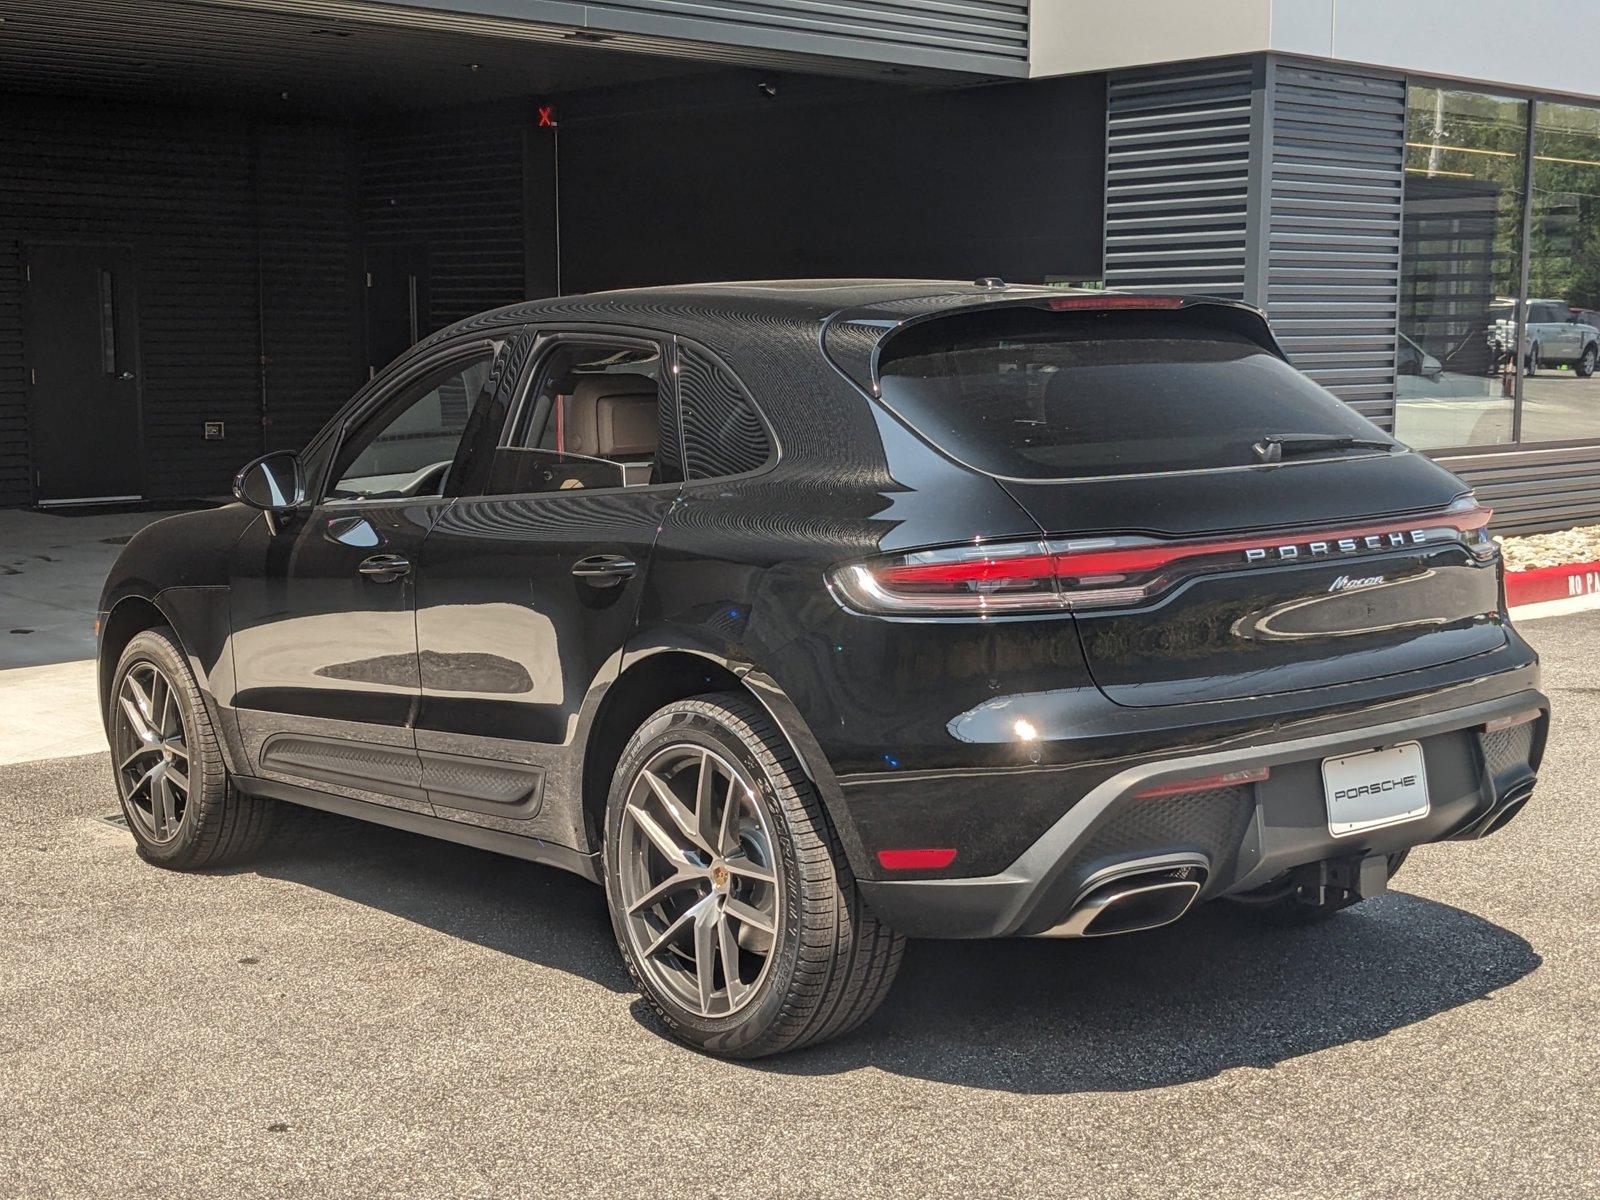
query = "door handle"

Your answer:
(571, 554), (637, 586)
(358, 553), (412, 582)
